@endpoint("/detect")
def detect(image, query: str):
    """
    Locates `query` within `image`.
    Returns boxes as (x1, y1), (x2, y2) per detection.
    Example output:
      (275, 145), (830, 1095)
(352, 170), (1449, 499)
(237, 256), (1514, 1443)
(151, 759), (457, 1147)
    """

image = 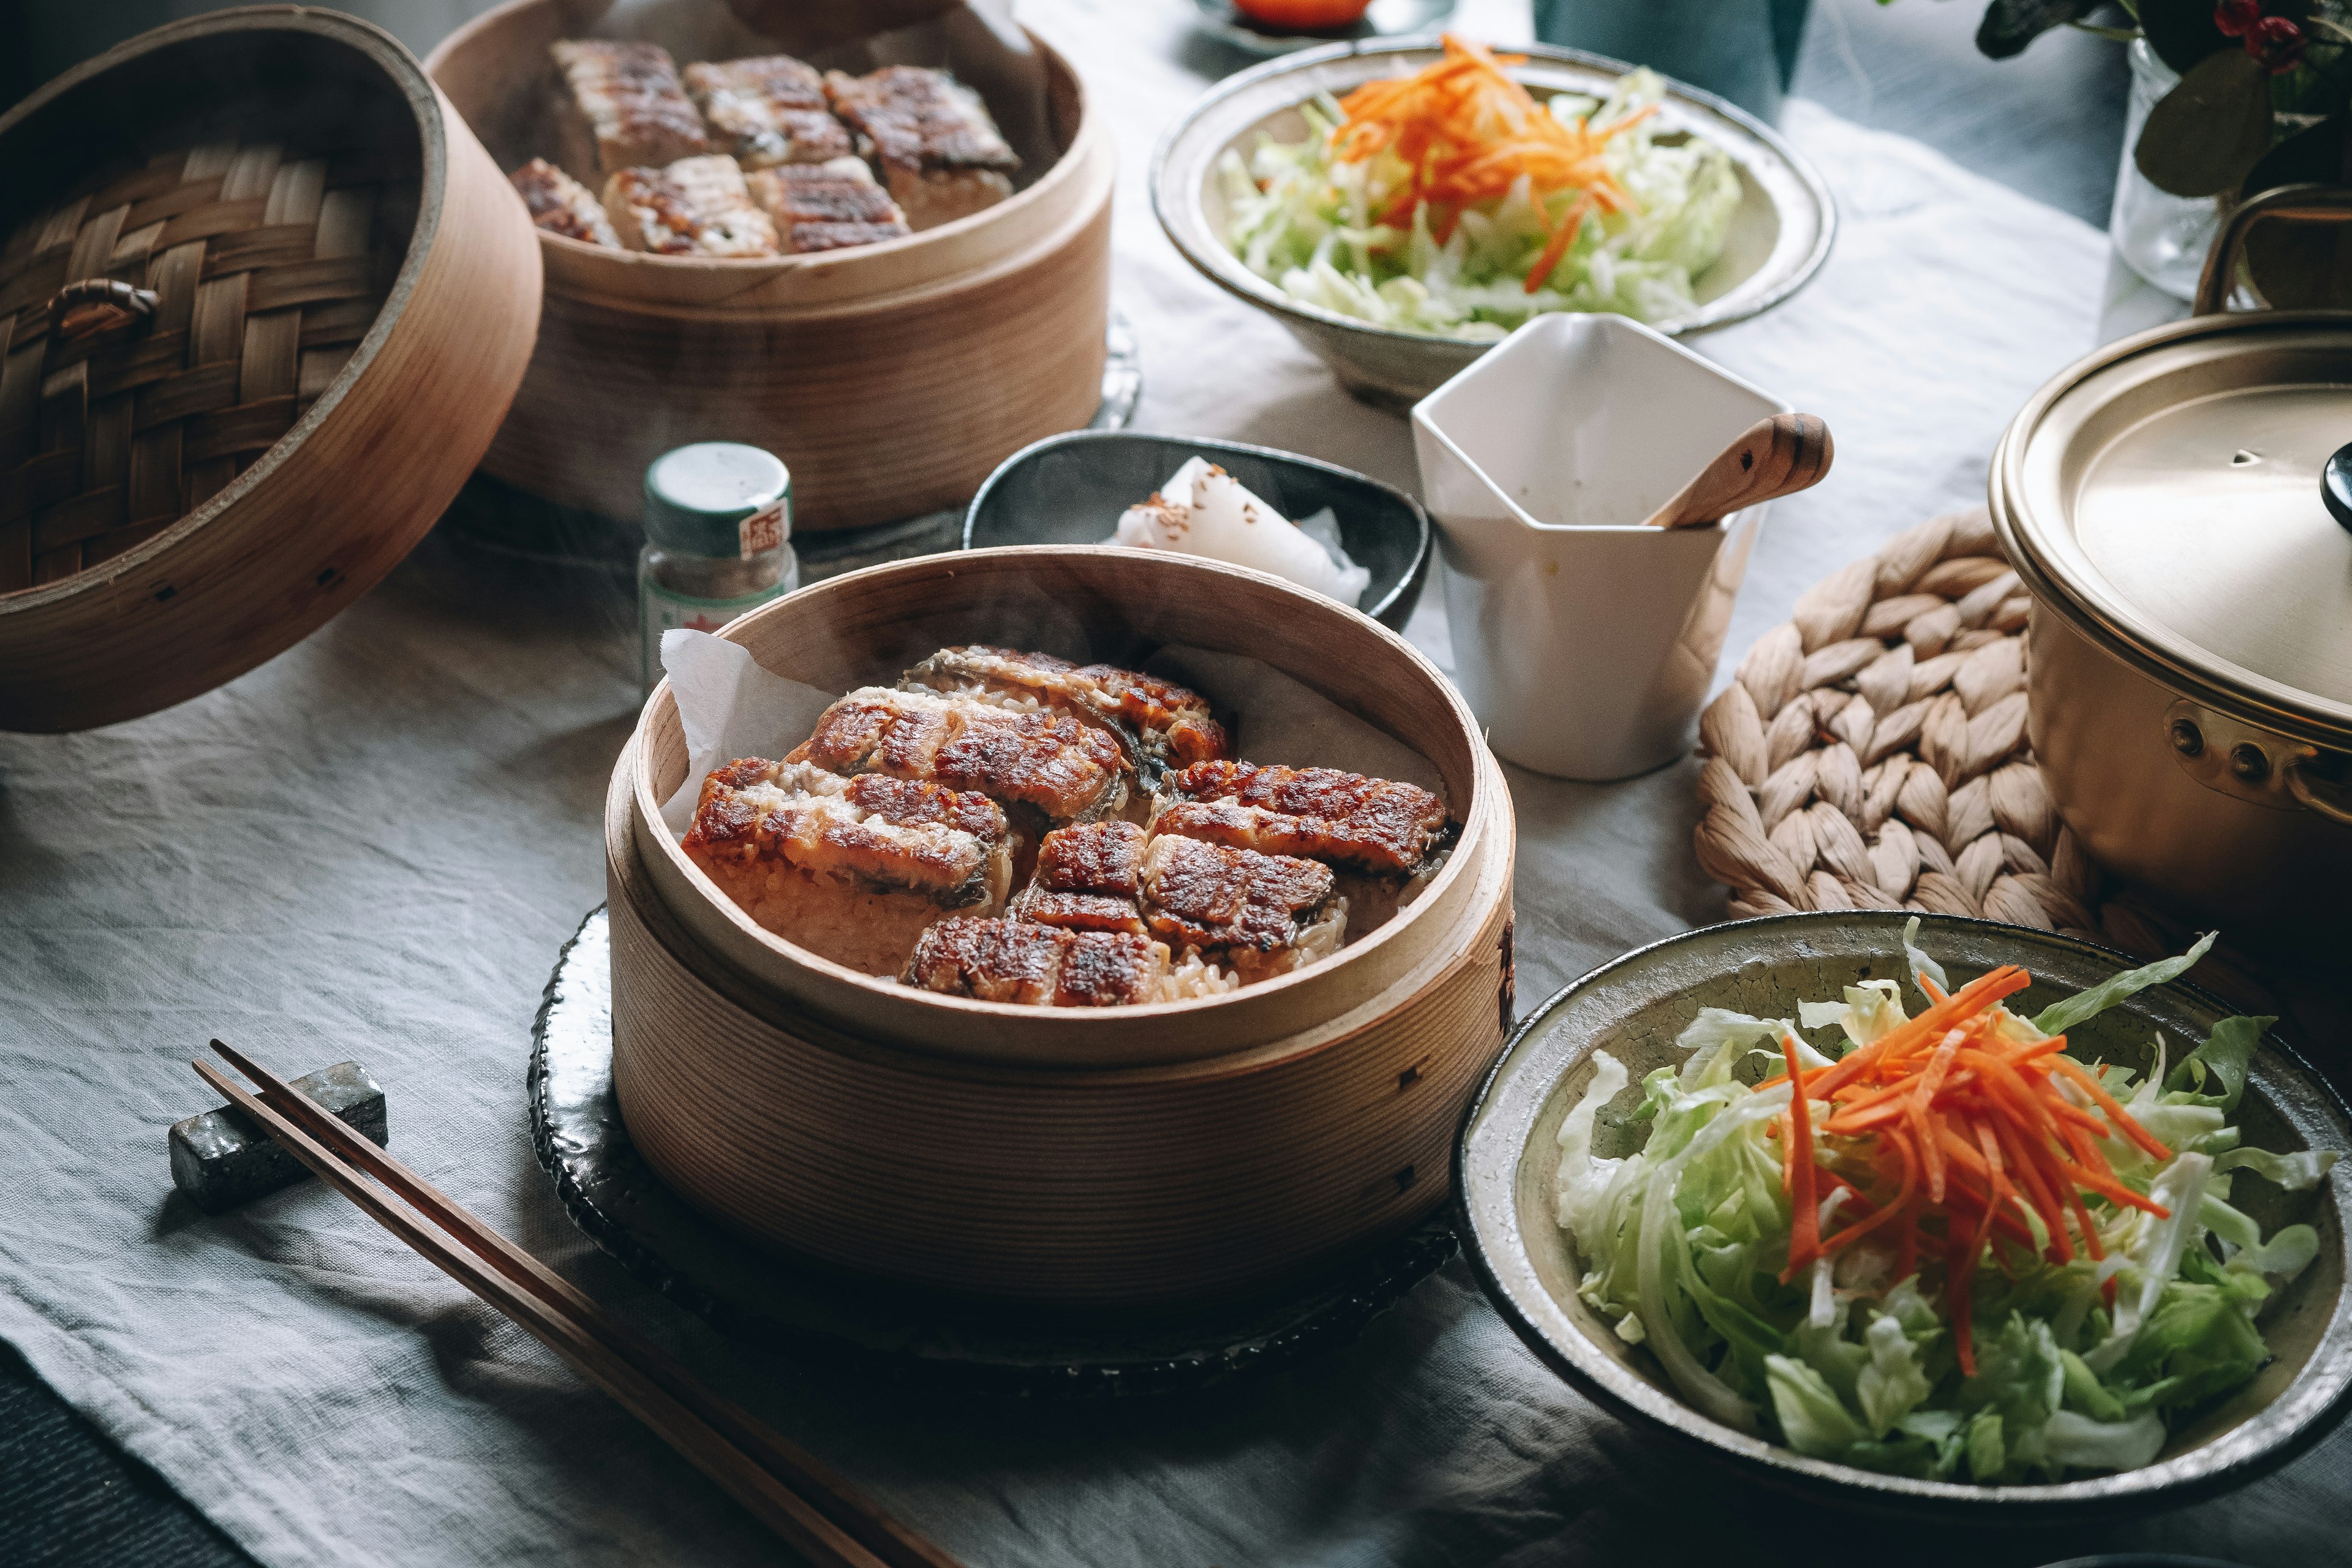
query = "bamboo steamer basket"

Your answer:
(0, 7), (540, 733)
(426, 0), (1114, 533)
(604, 548), (1517, 1304)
